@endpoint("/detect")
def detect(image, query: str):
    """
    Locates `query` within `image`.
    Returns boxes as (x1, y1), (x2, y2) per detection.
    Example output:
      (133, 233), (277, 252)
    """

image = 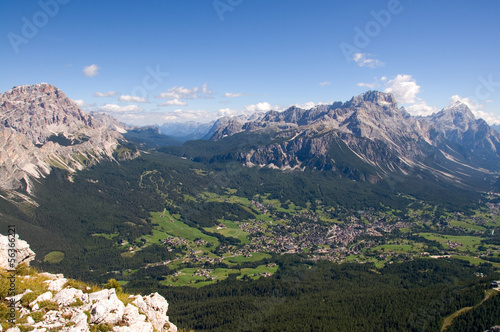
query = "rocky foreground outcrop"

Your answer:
(0, 234), (177, 332)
